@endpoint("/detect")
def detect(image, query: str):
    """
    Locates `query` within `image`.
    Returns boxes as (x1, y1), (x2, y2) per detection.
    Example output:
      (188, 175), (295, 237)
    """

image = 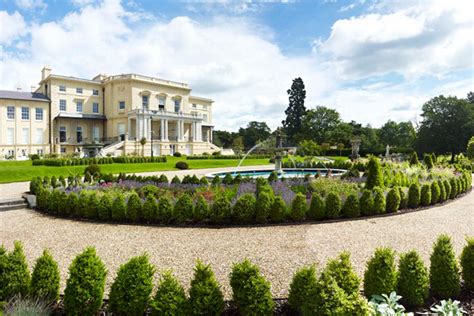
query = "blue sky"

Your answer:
(0, 0), (473, 130)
